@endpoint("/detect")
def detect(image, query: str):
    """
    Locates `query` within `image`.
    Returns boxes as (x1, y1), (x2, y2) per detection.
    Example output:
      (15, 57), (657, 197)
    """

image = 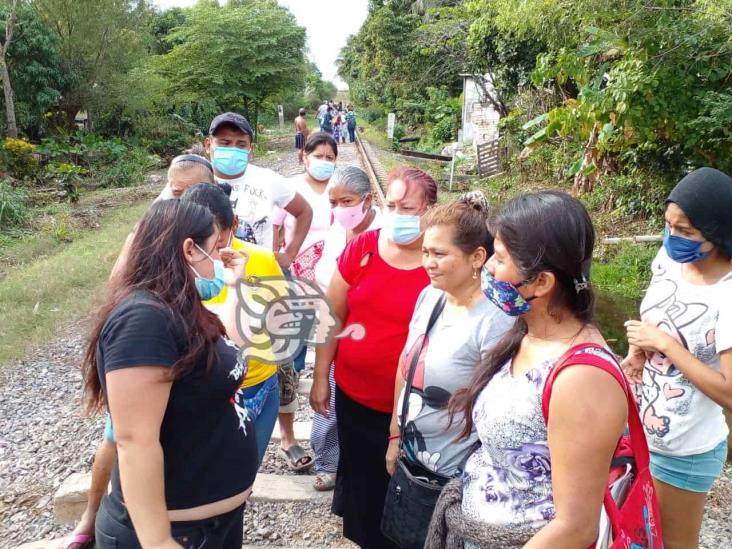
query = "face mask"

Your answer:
(333, 201), (368, 230)
(663, 226), (711, 264)
(308, 158), (336, 181)
(383, 212), (422, 245)
(482, 270), (534, 316)
(190, 244), (226, 300)
(212, 146), (249, 177)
